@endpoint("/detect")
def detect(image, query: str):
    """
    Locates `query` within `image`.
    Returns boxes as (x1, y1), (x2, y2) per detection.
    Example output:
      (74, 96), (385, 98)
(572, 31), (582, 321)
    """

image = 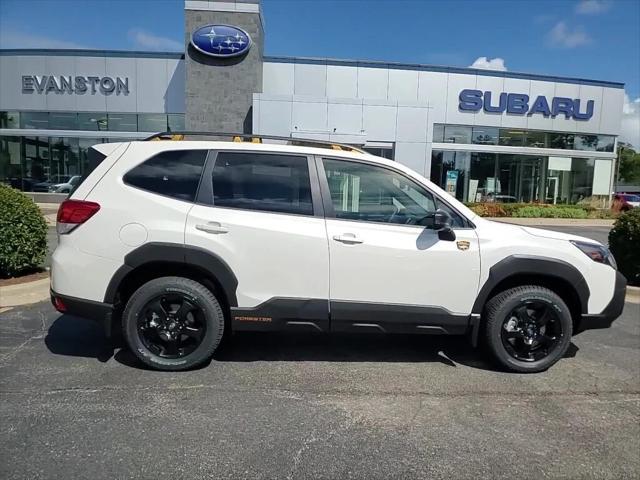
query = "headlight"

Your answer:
(570, 240), (617, 269)
(48, 186), (58, 192)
